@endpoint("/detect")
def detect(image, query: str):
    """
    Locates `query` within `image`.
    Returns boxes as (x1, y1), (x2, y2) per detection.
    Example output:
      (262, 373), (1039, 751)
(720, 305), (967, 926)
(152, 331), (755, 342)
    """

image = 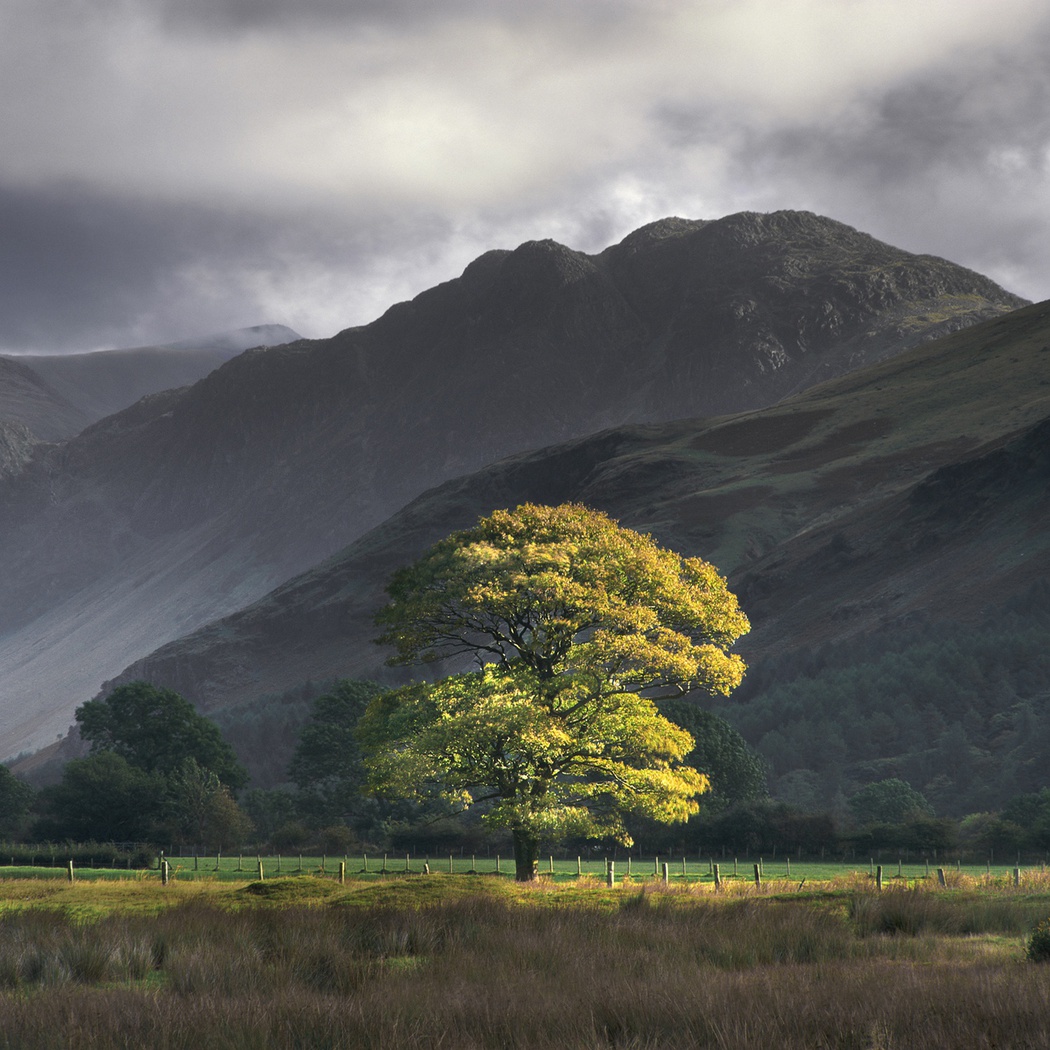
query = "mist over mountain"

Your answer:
(0, 210), (1026, 759)
(0, 324), (299, 442)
